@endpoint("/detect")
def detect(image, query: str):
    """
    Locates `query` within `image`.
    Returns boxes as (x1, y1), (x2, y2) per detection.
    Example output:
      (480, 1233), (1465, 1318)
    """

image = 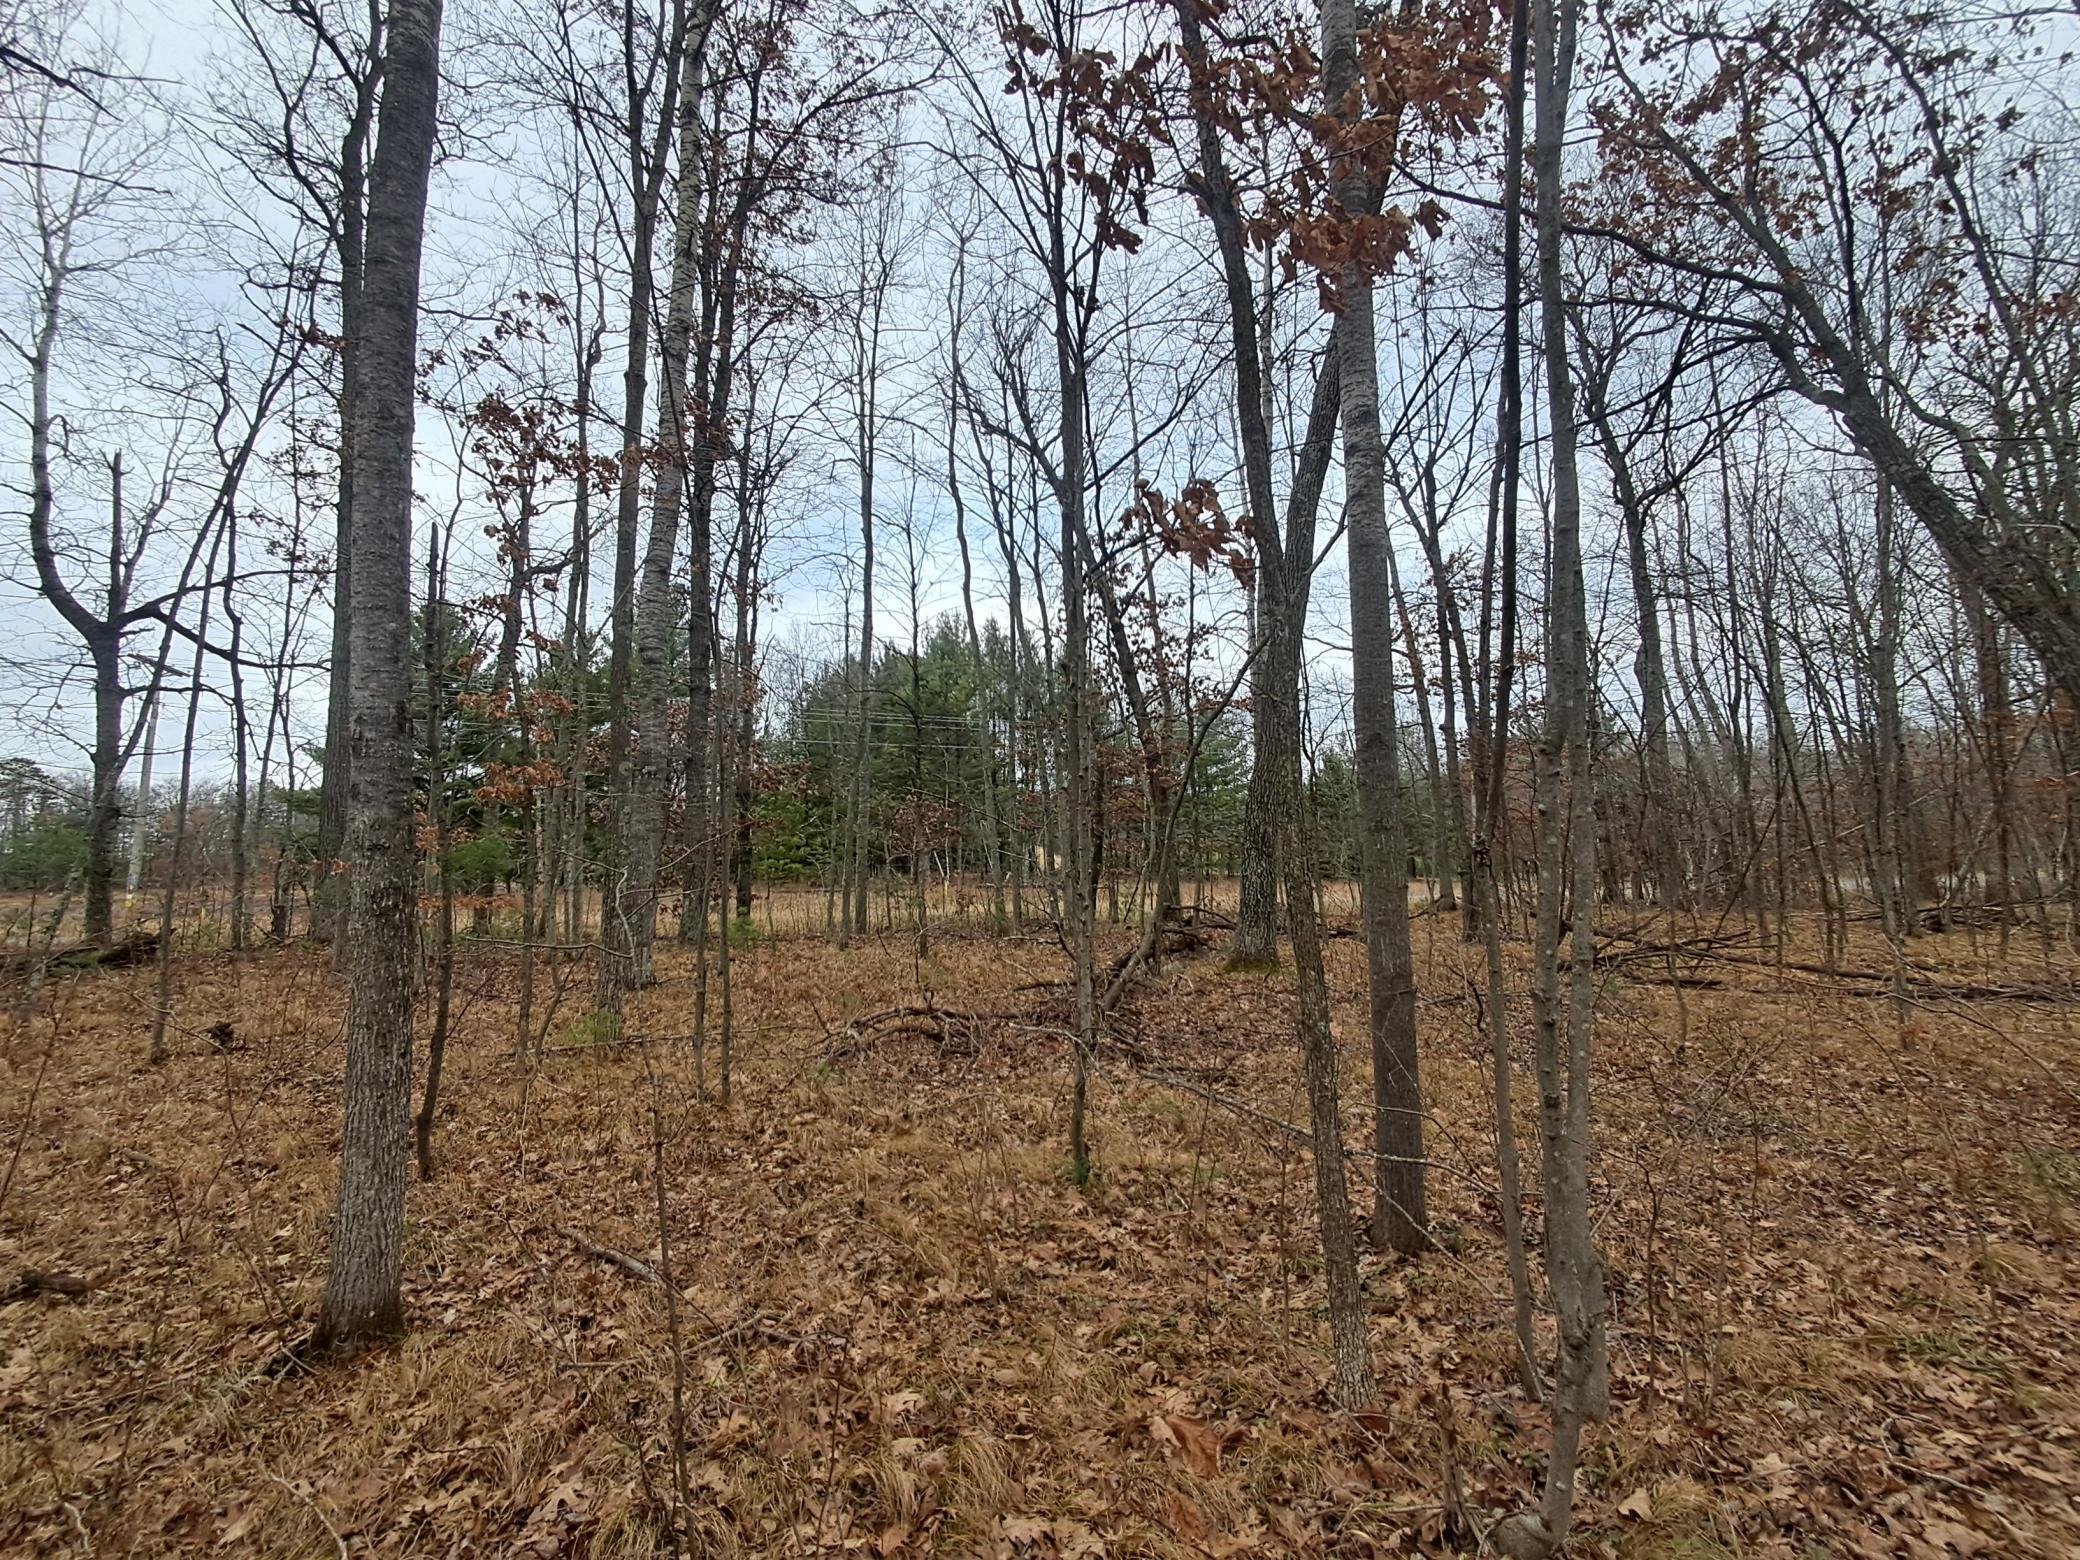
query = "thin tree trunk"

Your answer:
(1500, 0), (1609, 1543)
(1320, 0), (1425, 1256)
(1580, 367), (1686, 911)
(313, 19), (381, 946)
(842, 281), (884, 946)
(416, 532), (456, 1181)
(224, 514), (254, 951)
(597, 0), (688, 1015)
(149, 569), (217, 1065)
(126, 687), (158, 905)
